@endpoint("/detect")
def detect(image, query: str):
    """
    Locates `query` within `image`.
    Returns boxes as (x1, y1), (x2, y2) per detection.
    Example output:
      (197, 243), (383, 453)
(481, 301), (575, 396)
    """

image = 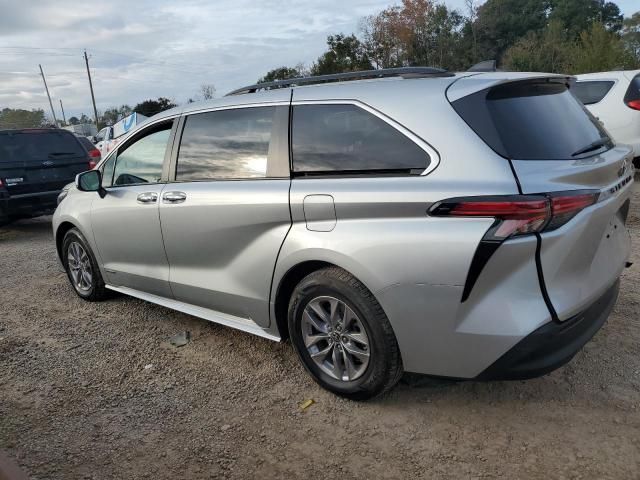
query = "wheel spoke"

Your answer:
(342, 348), (357, 381)
(307, 300), (331, 325)
(310, 343), (332, 361)
(304, 332), (330, 348)
(328, 298), (342, 326)
(302, 309), (328, 334)
(344, 331), (368, 346)
(342, 341), (370, 362)
(331, 346), (344, 380)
